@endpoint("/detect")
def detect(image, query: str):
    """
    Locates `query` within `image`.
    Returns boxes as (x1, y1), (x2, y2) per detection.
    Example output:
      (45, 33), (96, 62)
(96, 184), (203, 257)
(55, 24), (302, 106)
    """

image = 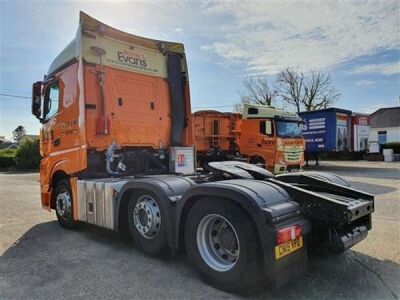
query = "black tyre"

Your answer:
(185, 198), (262, 293)
(54, 179), (77, 229)
(198, 157), (210, 172)
(251, 156), (265, 167)
(127, 192), (168, 254)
